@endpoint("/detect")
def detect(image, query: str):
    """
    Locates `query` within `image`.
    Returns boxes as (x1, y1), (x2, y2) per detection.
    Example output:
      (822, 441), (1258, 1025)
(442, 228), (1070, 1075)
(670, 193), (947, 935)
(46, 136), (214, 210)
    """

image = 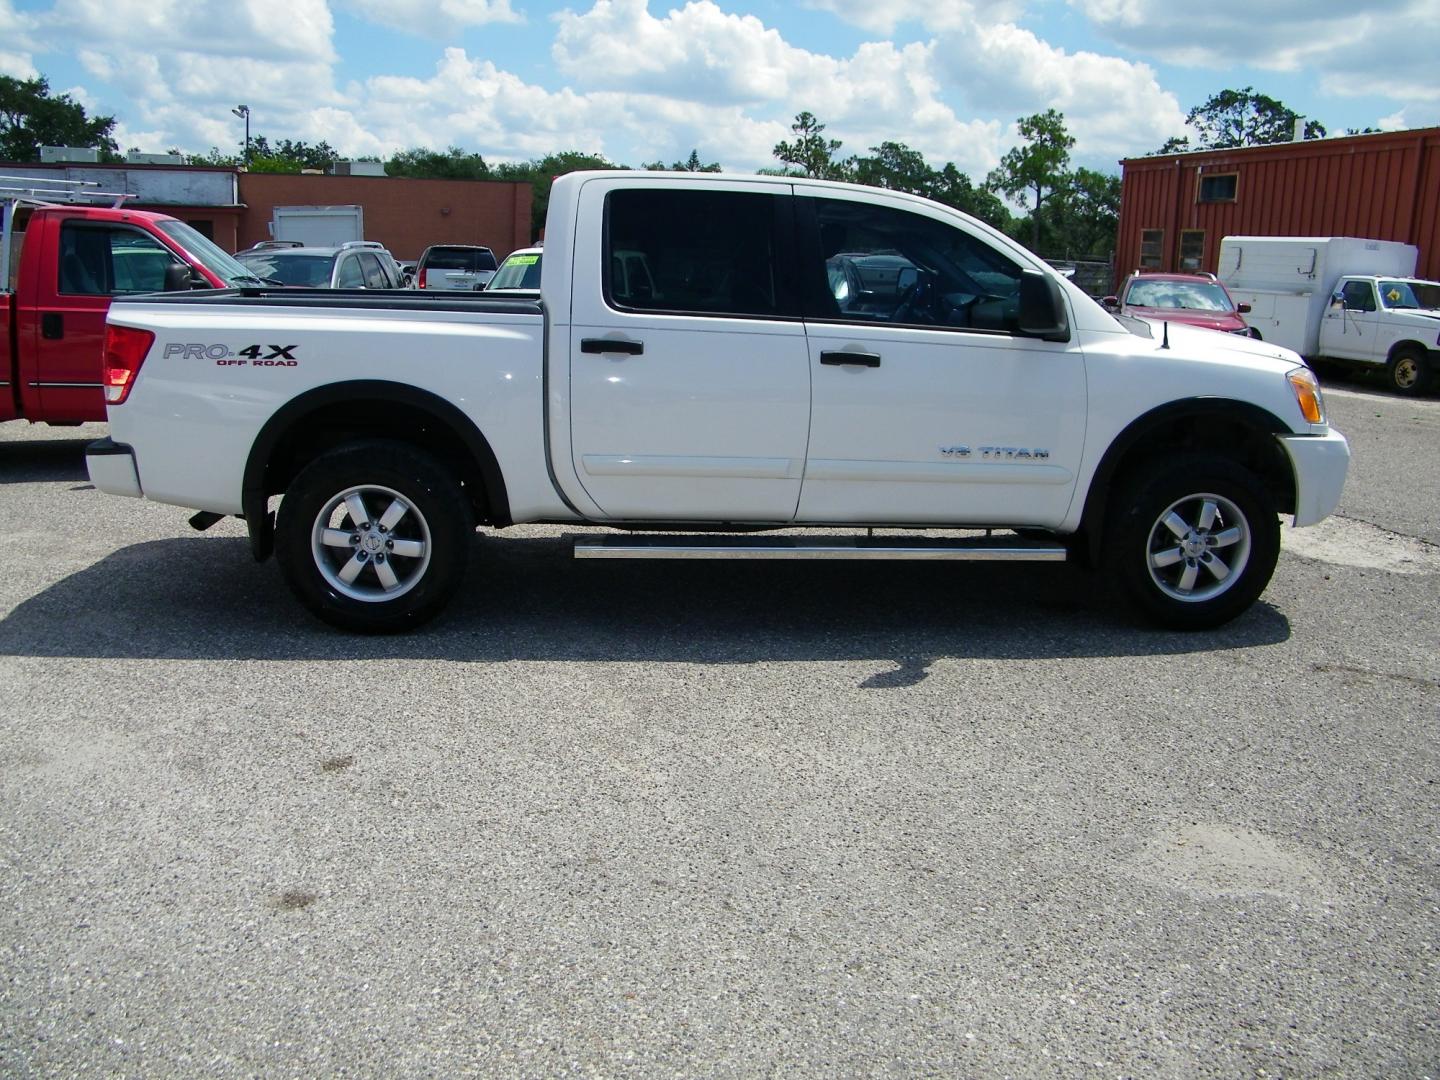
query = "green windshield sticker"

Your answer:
(510, 254), (539, 266)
